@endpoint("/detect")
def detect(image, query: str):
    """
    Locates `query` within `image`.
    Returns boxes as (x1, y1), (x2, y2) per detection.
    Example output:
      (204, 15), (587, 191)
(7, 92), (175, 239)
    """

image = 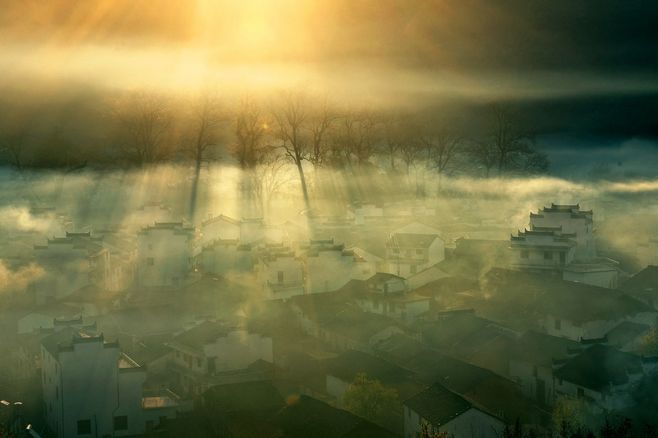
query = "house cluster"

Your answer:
(510, 203), (619, 288)
(2, 199), (658, 437)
